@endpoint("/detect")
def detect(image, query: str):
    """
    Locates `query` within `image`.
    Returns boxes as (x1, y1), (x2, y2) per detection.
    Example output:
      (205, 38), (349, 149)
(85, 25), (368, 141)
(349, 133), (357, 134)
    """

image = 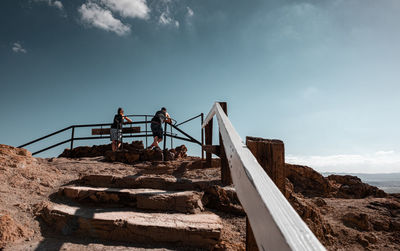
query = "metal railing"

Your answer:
(202, 103), (325, 251)
(19, 114), (203, 156)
